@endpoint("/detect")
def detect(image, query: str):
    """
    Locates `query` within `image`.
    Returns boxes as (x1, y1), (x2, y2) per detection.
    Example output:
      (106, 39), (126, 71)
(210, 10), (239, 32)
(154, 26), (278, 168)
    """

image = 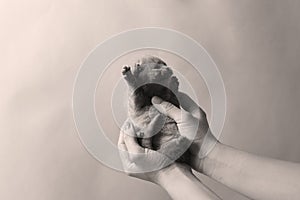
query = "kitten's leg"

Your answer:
(122, 65), (136, 89)
(122, 66), (153, 148)
(169, 76), (179, 93)
(122, 65), (146, 115)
